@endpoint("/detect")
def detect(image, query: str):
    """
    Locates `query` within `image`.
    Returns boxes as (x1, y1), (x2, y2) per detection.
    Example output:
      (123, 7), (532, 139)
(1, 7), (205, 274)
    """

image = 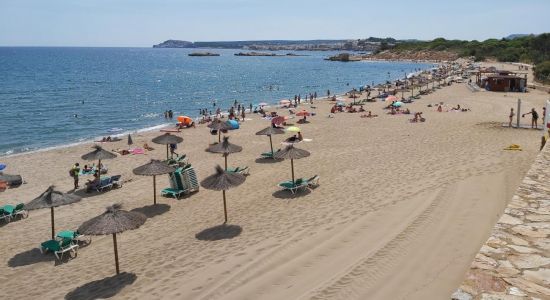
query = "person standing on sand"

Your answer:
(241, 109), (245, 122)
(71, 163), (80, 189)
(509, 108), (515, 127)
(522, 108), (539, 129)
